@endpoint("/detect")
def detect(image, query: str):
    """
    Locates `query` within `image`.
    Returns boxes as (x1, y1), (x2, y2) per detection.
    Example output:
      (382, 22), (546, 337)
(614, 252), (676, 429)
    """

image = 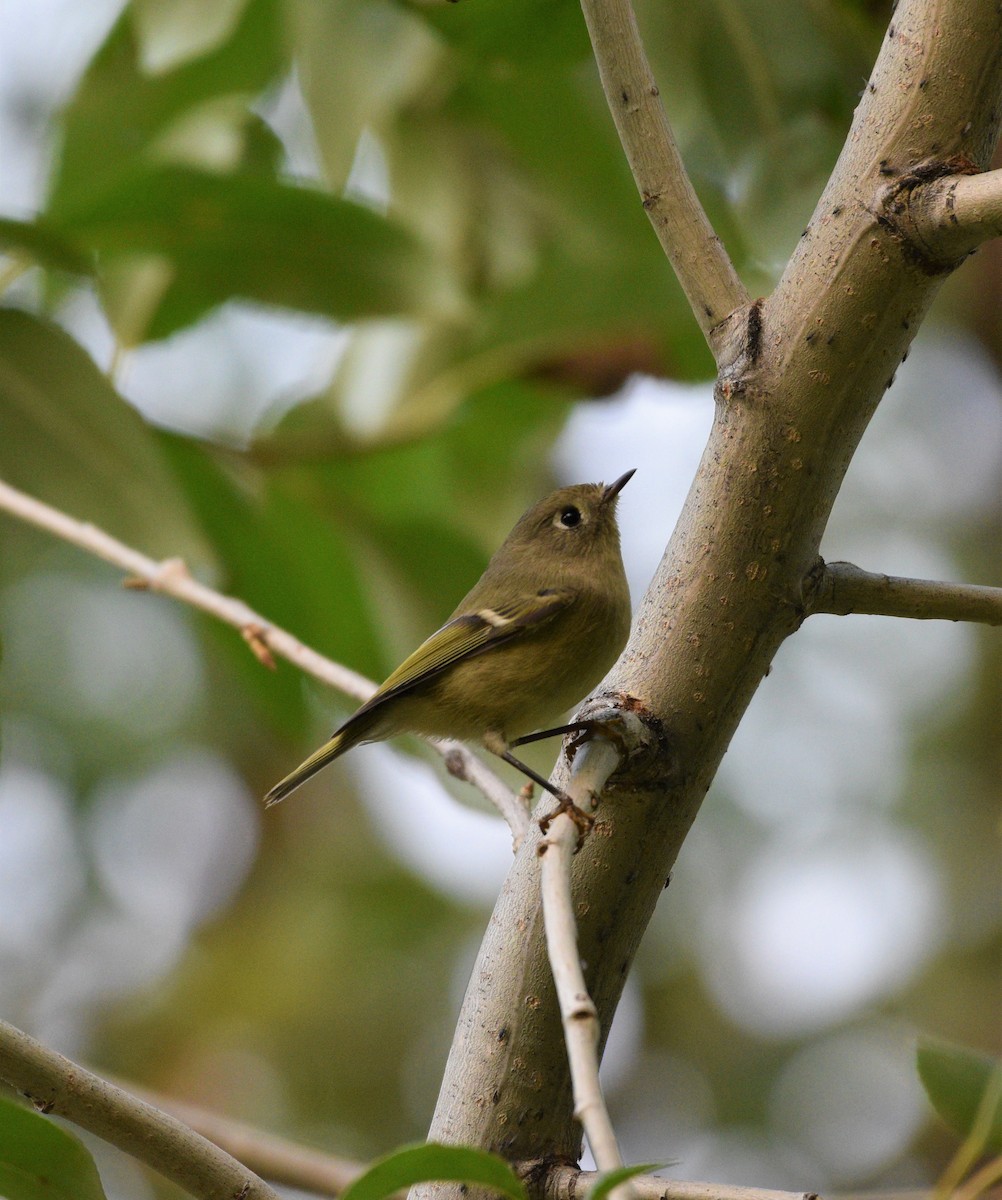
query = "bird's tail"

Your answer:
(264, 718), (368, 808)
